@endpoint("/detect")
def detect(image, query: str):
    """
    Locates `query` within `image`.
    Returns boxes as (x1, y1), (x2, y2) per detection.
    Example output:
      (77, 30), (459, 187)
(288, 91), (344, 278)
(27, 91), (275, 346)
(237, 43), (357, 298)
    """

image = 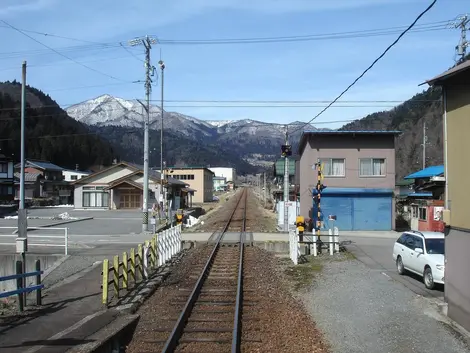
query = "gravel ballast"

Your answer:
(299, 256), (470, 353)
(126, 246), (329, 353)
